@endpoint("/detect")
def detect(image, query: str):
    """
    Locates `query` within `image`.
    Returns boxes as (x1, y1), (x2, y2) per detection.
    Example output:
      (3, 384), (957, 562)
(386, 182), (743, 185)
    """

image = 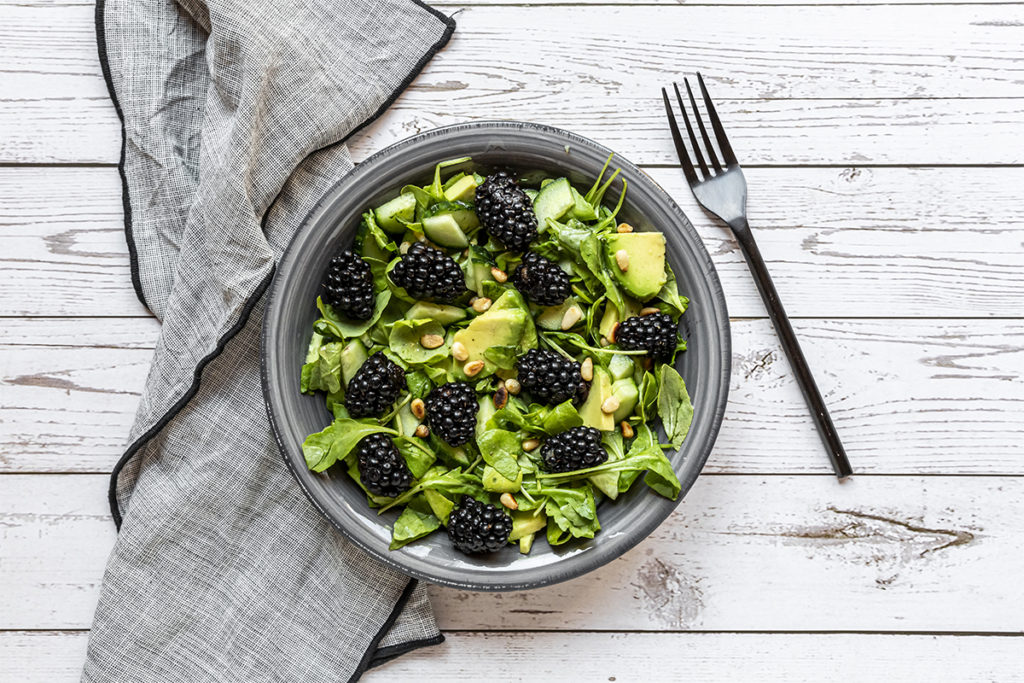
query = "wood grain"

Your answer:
(2, 4), (1024, 164)
(3, 631), (1023, 683)
(2, 317), (1022, 474)
(4, 166), (1023, 319)
(2, 474), (1021, 632)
